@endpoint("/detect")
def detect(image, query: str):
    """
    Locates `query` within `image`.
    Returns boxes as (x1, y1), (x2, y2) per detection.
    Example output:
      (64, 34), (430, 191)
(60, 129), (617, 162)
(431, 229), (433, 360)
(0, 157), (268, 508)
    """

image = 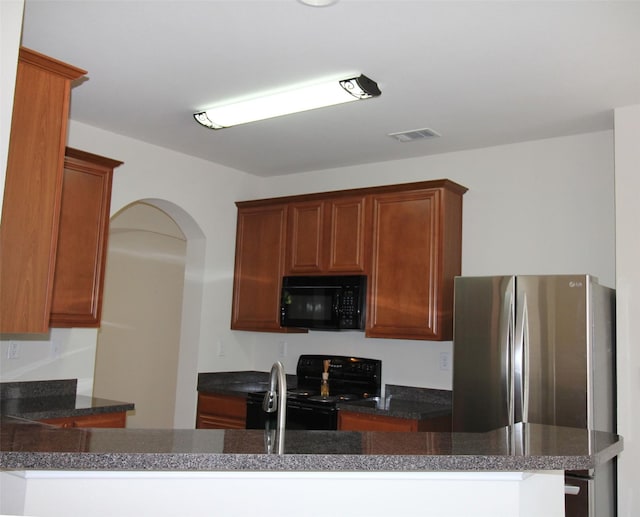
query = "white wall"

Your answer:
(614, 104), (640, 517)
(1, 129), (616, 395)
(0, 4), (616, 398)
(0, 121), (263, 410)
(93, 203), (187, 428)
(244, 131), (616, 389)
(0, 8), (635, 516)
